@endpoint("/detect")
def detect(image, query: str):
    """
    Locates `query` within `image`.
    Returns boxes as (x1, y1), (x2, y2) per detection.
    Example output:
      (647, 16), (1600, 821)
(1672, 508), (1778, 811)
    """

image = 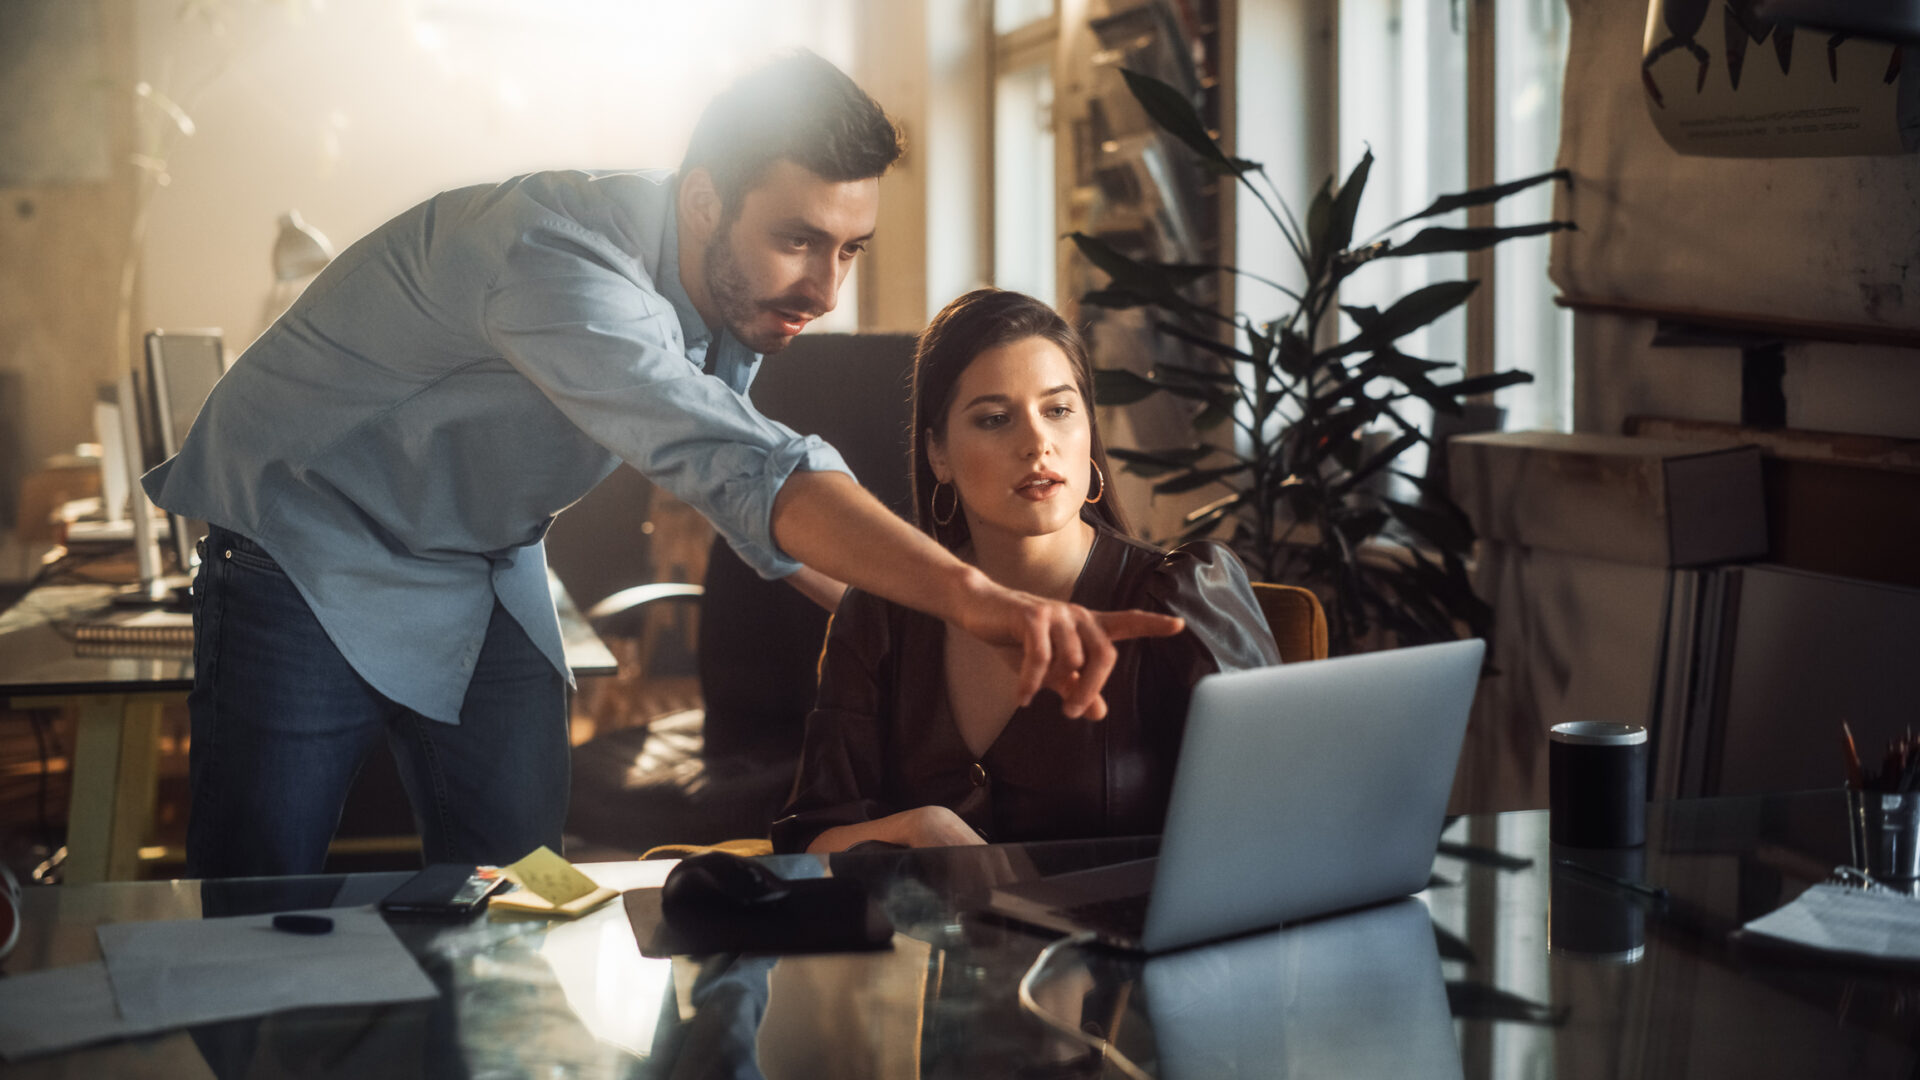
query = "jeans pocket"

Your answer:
(219, 537), (285, 576)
